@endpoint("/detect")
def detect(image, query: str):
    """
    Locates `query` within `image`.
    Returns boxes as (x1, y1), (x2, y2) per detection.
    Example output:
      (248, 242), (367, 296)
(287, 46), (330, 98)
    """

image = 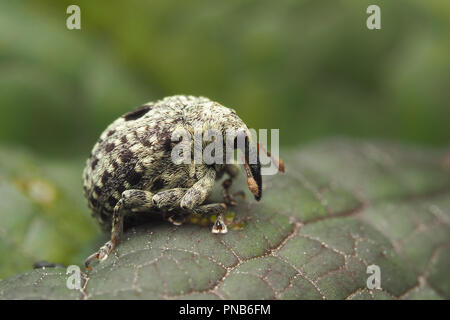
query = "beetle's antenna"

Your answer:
(258, 143), (285, 173)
